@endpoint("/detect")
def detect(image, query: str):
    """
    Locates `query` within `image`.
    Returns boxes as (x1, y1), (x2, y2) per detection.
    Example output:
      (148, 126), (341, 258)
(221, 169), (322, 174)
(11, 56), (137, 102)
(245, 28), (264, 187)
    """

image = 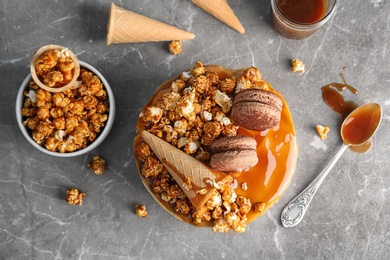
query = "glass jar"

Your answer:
(271, 0), (337, 39)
